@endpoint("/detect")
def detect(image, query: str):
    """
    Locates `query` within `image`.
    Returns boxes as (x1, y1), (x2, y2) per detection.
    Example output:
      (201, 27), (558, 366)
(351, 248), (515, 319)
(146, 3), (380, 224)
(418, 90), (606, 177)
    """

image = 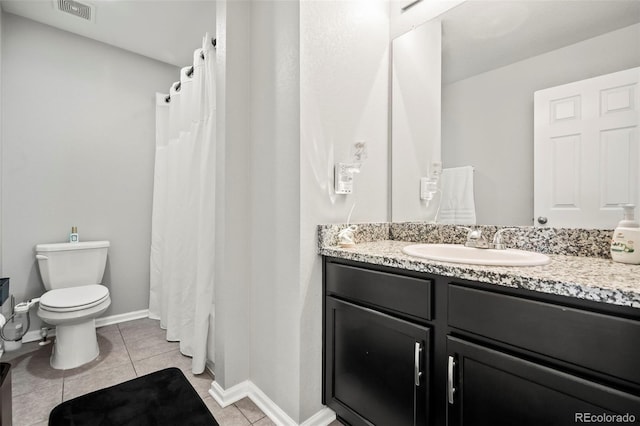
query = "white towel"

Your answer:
(439, 166), (476, 225)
